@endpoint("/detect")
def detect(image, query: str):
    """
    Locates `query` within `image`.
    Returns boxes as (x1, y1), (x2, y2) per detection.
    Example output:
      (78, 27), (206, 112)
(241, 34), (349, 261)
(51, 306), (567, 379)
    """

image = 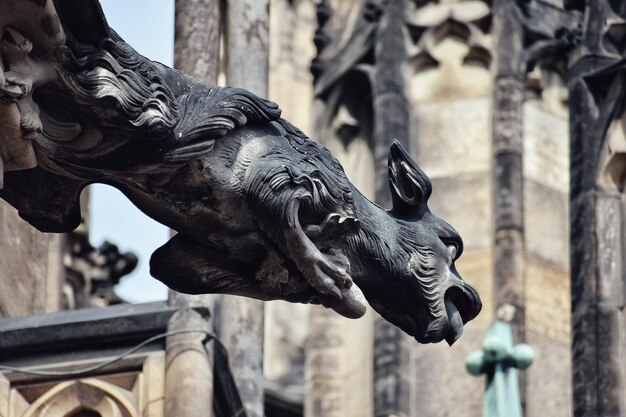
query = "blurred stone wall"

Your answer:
(523, 69), (571, 417)
(0, 200), (64, 317)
